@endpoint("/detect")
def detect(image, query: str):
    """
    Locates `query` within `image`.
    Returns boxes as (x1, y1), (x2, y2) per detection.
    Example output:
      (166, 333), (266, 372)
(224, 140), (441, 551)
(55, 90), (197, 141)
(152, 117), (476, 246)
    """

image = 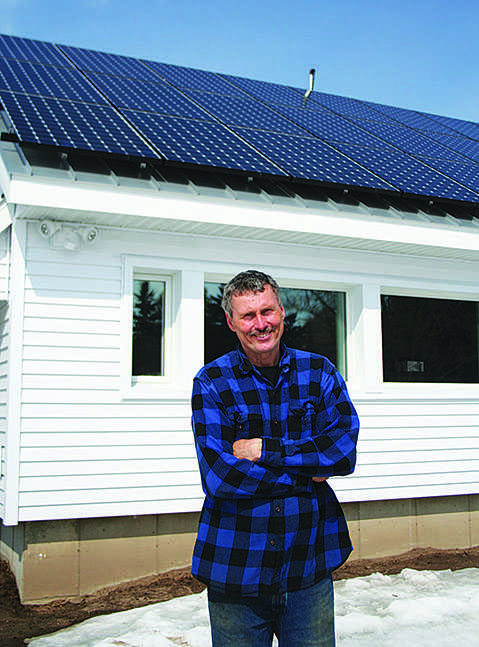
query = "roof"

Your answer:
(1, 34), (479, 207)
